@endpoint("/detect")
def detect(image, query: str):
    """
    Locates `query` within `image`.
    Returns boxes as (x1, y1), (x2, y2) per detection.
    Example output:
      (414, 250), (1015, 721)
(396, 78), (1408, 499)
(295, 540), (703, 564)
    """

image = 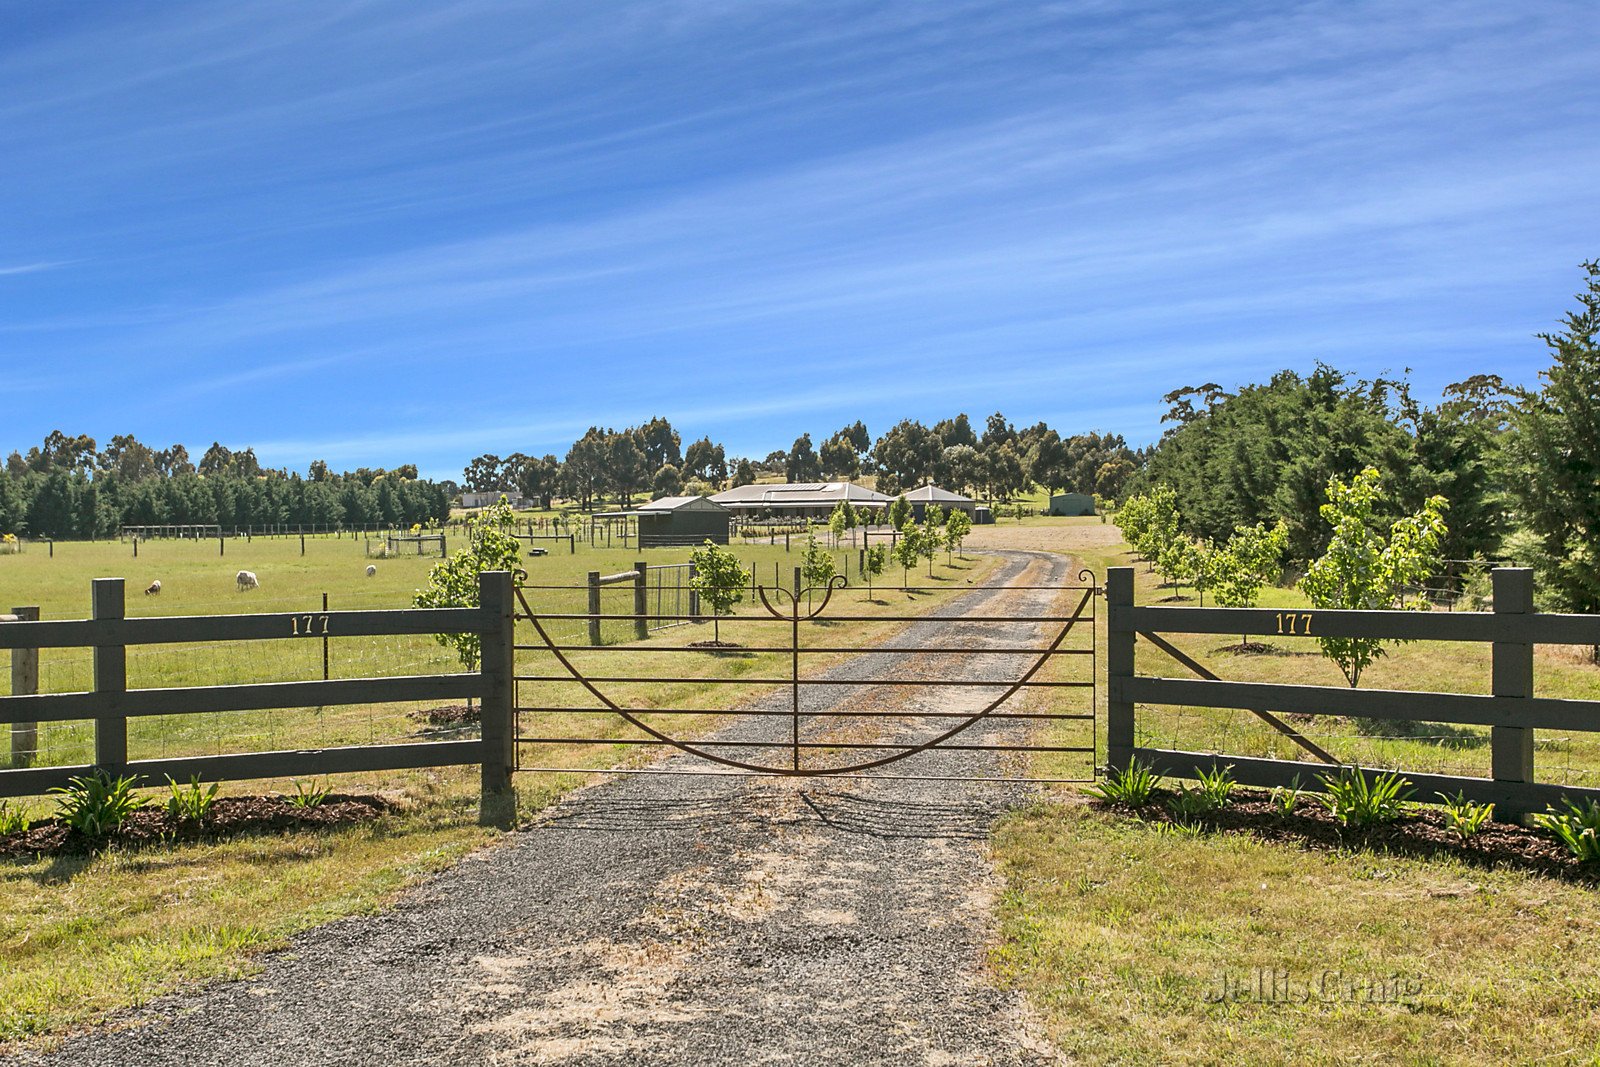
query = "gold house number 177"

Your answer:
(1275, 612), (1313, 635)
(291, 614), (330, 636)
